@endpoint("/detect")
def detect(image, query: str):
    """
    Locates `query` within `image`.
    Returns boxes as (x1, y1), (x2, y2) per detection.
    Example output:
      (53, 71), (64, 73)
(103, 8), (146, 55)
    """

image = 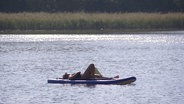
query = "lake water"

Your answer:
(1, 32), (184, 104)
